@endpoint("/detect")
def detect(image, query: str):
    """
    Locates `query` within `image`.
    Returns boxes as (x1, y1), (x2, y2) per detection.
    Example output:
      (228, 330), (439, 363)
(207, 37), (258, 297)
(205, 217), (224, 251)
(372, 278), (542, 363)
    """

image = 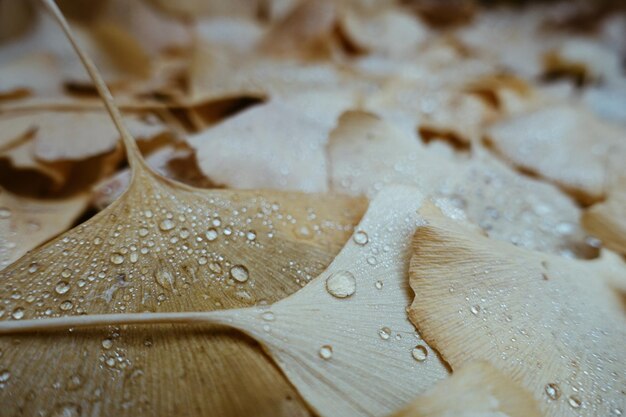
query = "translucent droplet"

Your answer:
(375, 280), (383, 290)
(144, 210), (153, 218)
(105, 357), (116, 367)
(206, 228), (218, 241)
(0, 369), (10, 382)
(412, 345), (428, 362)
(325, 270), (356, 298)
(110, 253), (124, 265)
(212, 218), (222, 227)
(470, 305), (481, 315)
(378, 327), (391, 340)
(568, 395), (581, 409)
(0, 207), (11, 219)
(61, 268), (72, 278)
(67, 374), (83, 390)
(353, 230), (369, 245)
(60, 300), (73, 311)
(28, 263), (39, 273)
(11, 308), (24, 320)
(261, 311), (275, 321)
(155, 269), (175, 289)
(613, 408), (623, 416)
(138, 228), (149, 237)
(130, 252), (139, 263)
(366, 256), (377, 266)
(159, 219), (175, 231)
(246, 231), (257, 241)
(179, 228), (190, 239)
(223, 227), (232, 236)
(230, 265), (249, 283)
(545, 383), (560, 400)
(319, 345), (333, 360)
(198, 257), (208, 265)
(295, 225), (312, 239)
(209, 262), (222, 274)
(101, 338), (113, 349)
(55, 281), (71, 295)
